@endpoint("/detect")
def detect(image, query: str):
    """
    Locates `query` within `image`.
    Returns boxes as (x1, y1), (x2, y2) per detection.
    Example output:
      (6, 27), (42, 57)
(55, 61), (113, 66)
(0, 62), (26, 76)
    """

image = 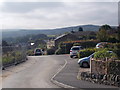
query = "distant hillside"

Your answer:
(2, 25), (100, 39)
